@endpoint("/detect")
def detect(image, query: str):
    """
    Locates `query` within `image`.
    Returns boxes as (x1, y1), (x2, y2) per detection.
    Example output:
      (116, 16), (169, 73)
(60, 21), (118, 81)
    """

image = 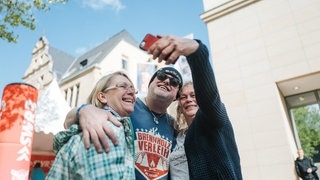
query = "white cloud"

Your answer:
(82, 0), (125, 11)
